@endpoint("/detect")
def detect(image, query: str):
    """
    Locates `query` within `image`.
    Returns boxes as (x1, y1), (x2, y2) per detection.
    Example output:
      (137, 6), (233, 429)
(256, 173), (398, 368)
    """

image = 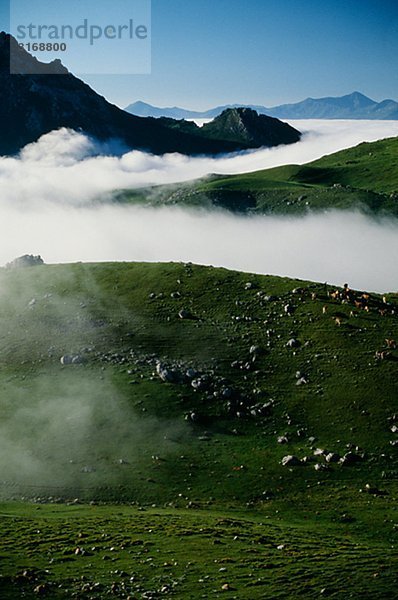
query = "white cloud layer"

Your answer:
(2, 205), (398, 293)
(1, 119), (398, 206)
(1, 120), (398, 292)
